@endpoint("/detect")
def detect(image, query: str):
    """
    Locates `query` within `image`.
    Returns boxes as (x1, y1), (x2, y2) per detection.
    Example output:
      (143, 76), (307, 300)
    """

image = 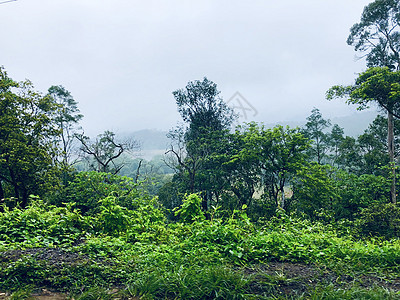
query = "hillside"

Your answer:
(123, 111), (379, 160)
